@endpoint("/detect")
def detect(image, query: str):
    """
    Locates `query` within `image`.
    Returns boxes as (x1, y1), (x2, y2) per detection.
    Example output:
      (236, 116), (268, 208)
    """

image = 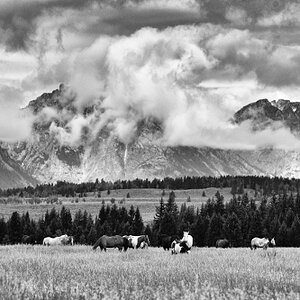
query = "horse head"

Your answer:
(269, 237), (276, 247)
